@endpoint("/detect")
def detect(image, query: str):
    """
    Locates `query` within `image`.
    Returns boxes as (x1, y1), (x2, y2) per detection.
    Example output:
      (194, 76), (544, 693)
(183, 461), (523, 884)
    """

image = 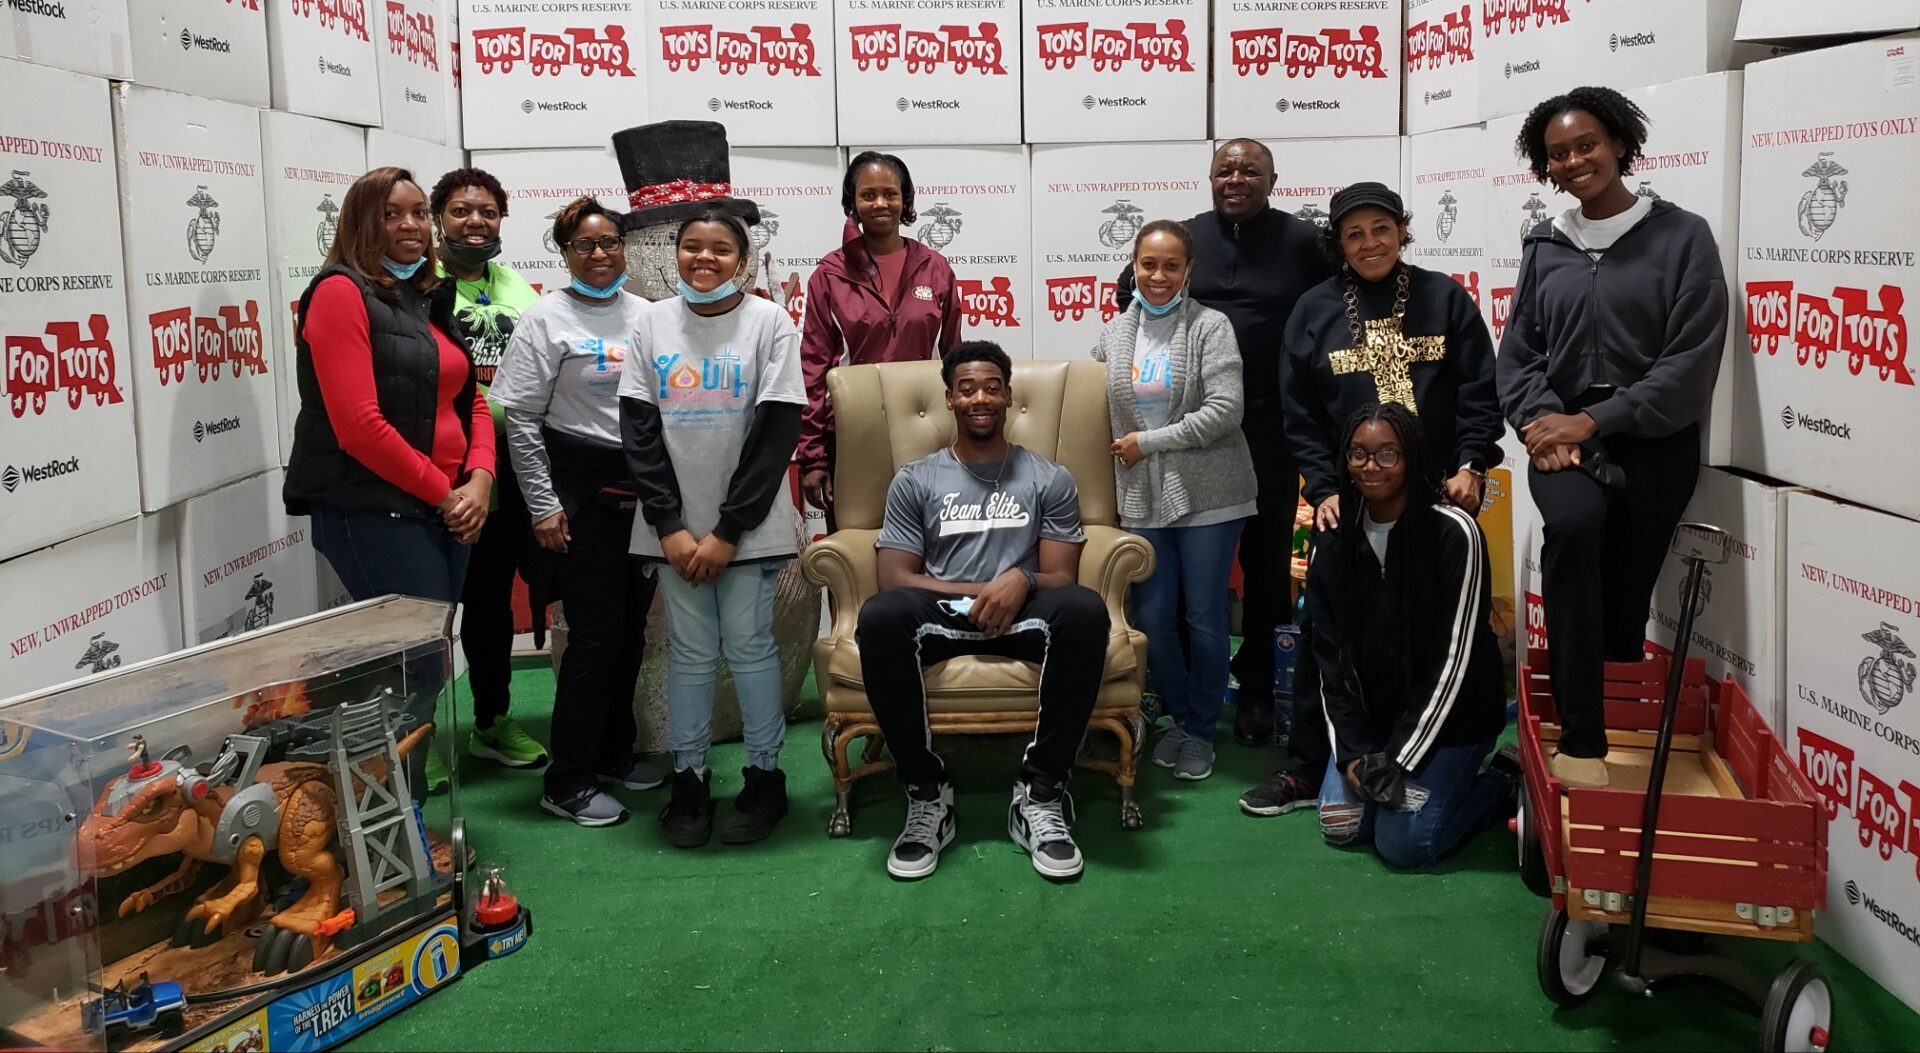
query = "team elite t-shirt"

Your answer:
(621, 294), (808, 562)
(876, 446), (1085, 584)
